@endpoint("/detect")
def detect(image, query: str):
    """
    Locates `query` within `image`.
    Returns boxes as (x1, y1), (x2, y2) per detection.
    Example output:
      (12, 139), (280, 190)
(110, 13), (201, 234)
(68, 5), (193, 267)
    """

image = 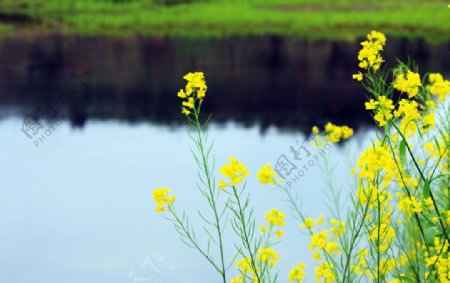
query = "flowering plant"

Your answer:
(153, 30), (449, 283)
